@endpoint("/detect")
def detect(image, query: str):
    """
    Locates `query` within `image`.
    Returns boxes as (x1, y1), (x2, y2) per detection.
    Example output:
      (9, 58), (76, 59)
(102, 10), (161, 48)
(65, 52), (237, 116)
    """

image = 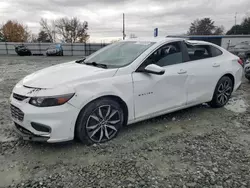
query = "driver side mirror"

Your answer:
(144, 64), (165, 75)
